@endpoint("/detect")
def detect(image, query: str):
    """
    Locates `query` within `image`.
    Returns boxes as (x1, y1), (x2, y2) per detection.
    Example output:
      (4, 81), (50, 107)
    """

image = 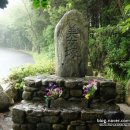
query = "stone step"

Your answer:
(117, 104), (130, 119)
(117, 104), (130, 130)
